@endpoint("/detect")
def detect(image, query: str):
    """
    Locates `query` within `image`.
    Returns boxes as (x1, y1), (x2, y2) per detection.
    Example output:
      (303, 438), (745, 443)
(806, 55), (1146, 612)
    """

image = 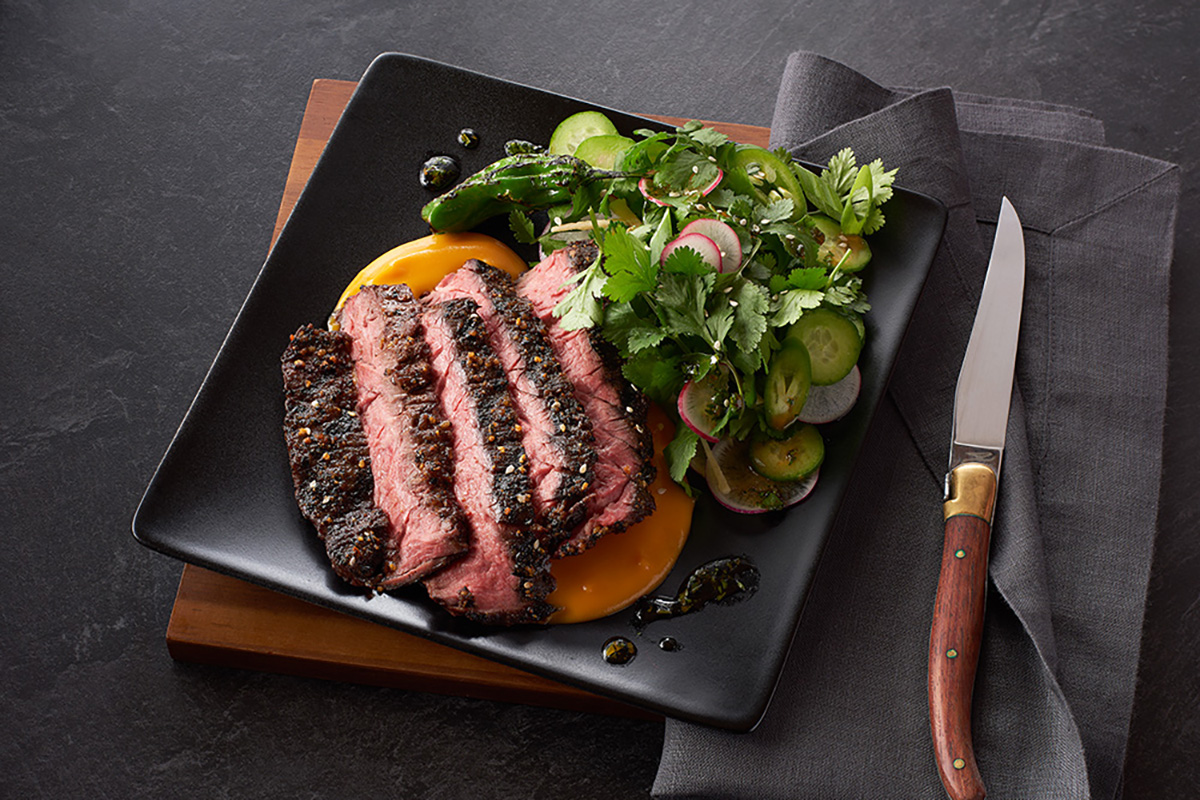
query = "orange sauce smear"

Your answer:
(548, 403), (693, 623)
(335, 232), (694, 624)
